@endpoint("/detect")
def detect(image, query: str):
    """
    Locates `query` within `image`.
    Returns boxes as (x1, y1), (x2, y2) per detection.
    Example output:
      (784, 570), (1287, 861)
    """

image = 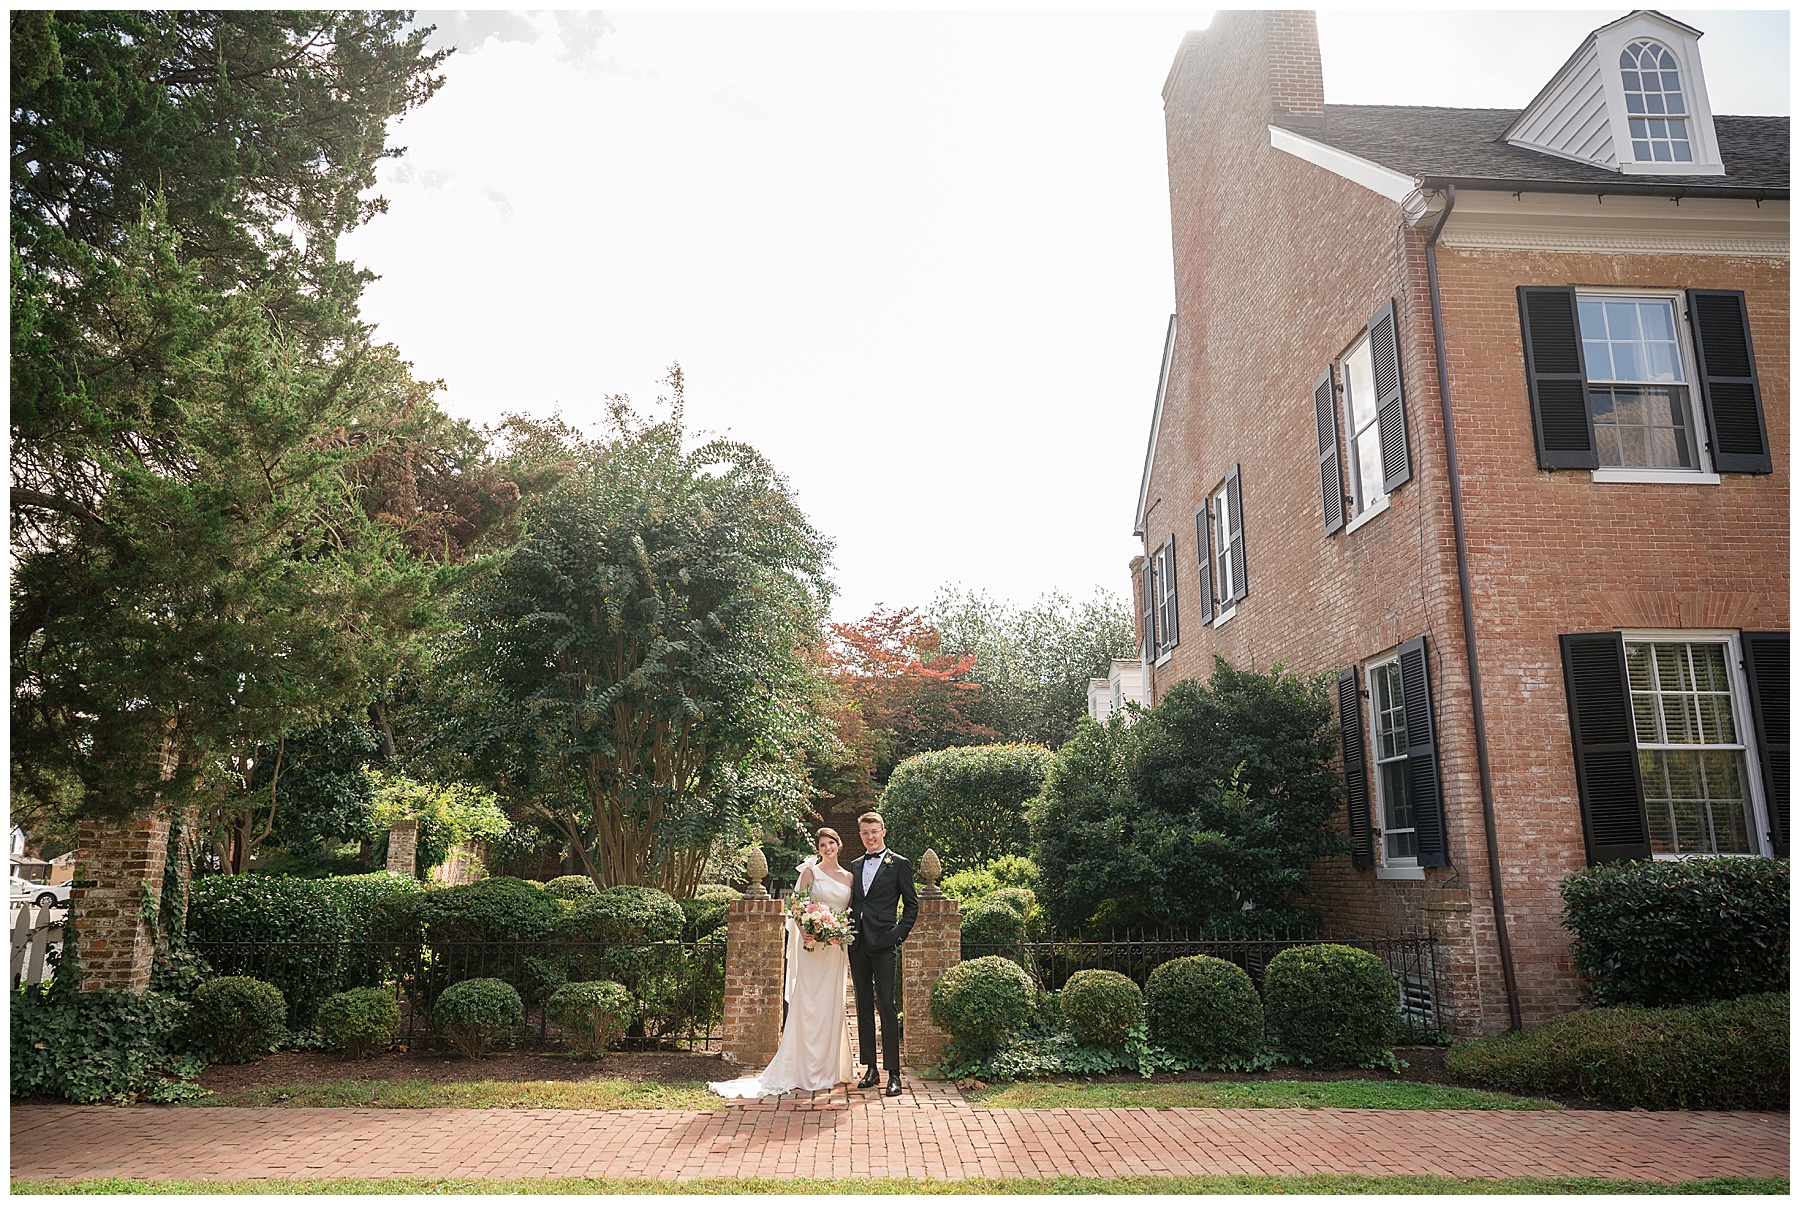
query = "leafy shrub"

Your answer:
(190, 976), (288, 1063)
(547, 980), (637, 1060)
(984, 887), (1038, 920)
(1446, 993), (1788, 1109)
(434, 978), (523, 1058)
(148, 940), (215, 998)
(188, 875), (350, 1026)
(1061, 969), (1143, 1047)
(543, 874), (599, 901)
(414, 876), (563, 942)
(883, 744), (1052, 872)
(1263, 945), (1397, 1069)
(679, 885), (735, 942)
(960, 899), (1030, 961)
(940, 855), (1039, 908)
(1560, 857), (1789, 1007)
(929, 956), (1036, 1057)
(315, 987), (400, 1060)
(554, 885), (686, 1031)
(1145, 955), (1264, 1064)
(556, 885), (685, 943)
(323, 872), (430, 942)
(11, 988), (207, 1104)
